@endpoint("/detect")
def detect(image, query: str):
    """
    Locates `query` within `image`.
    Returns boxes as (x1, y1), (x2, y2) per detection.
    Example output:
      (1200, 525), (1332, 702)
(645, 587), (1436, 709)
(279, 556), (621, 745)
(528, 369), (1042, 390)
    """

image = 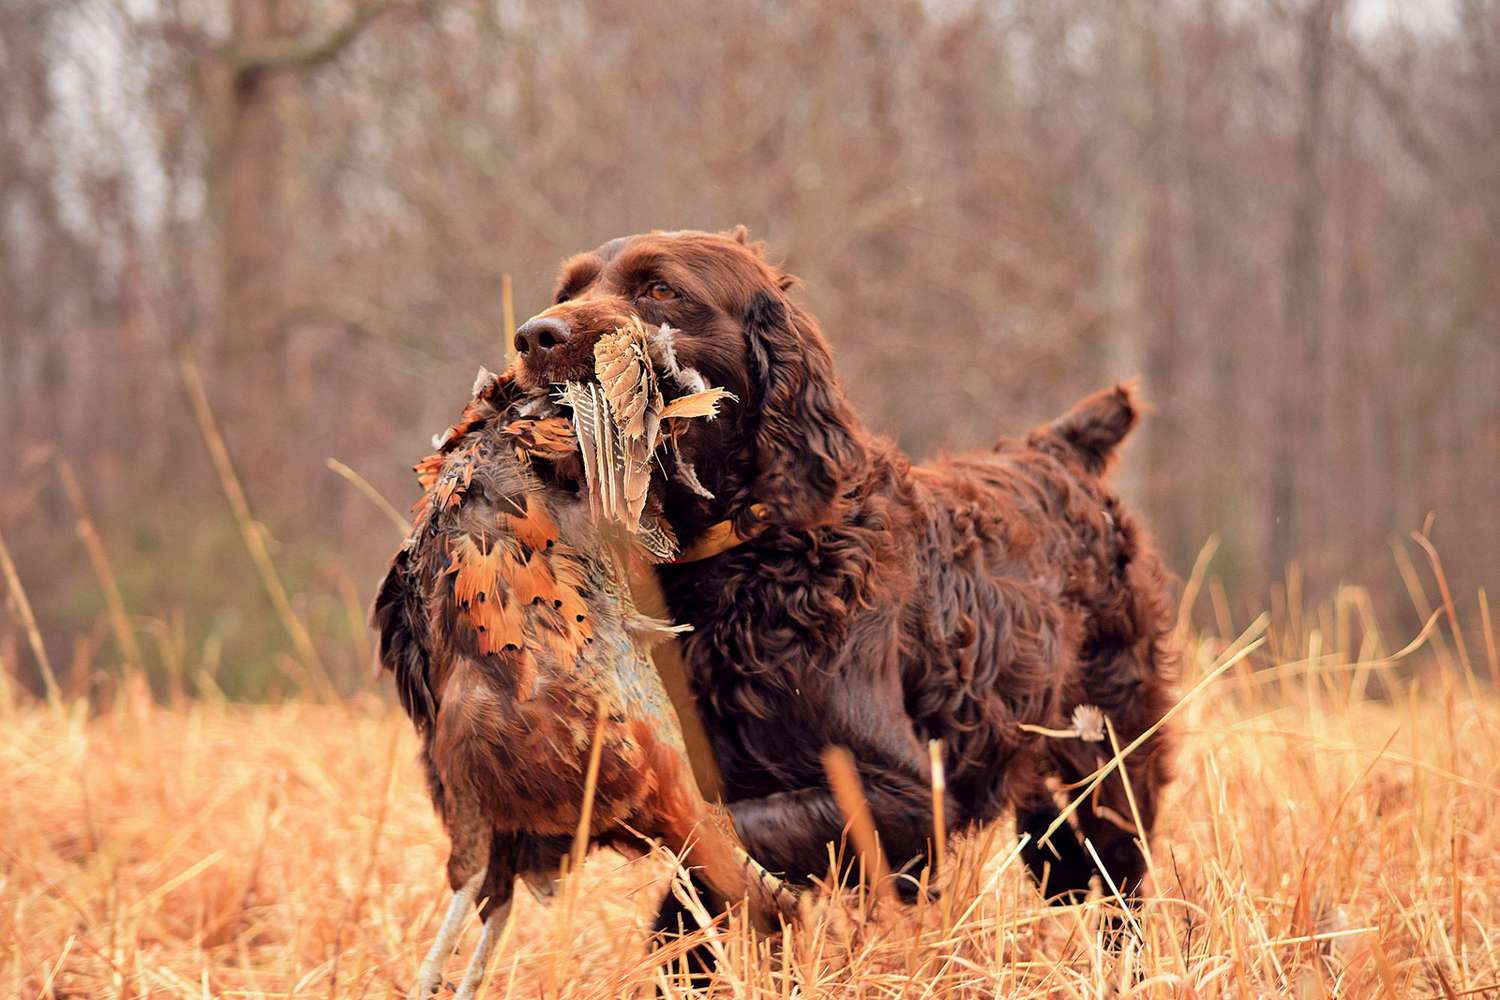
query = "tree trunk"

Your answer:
(1139, 14), (1188, 566)
(211, 0), (300, 359)
(1270, 0), (1342, 581)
